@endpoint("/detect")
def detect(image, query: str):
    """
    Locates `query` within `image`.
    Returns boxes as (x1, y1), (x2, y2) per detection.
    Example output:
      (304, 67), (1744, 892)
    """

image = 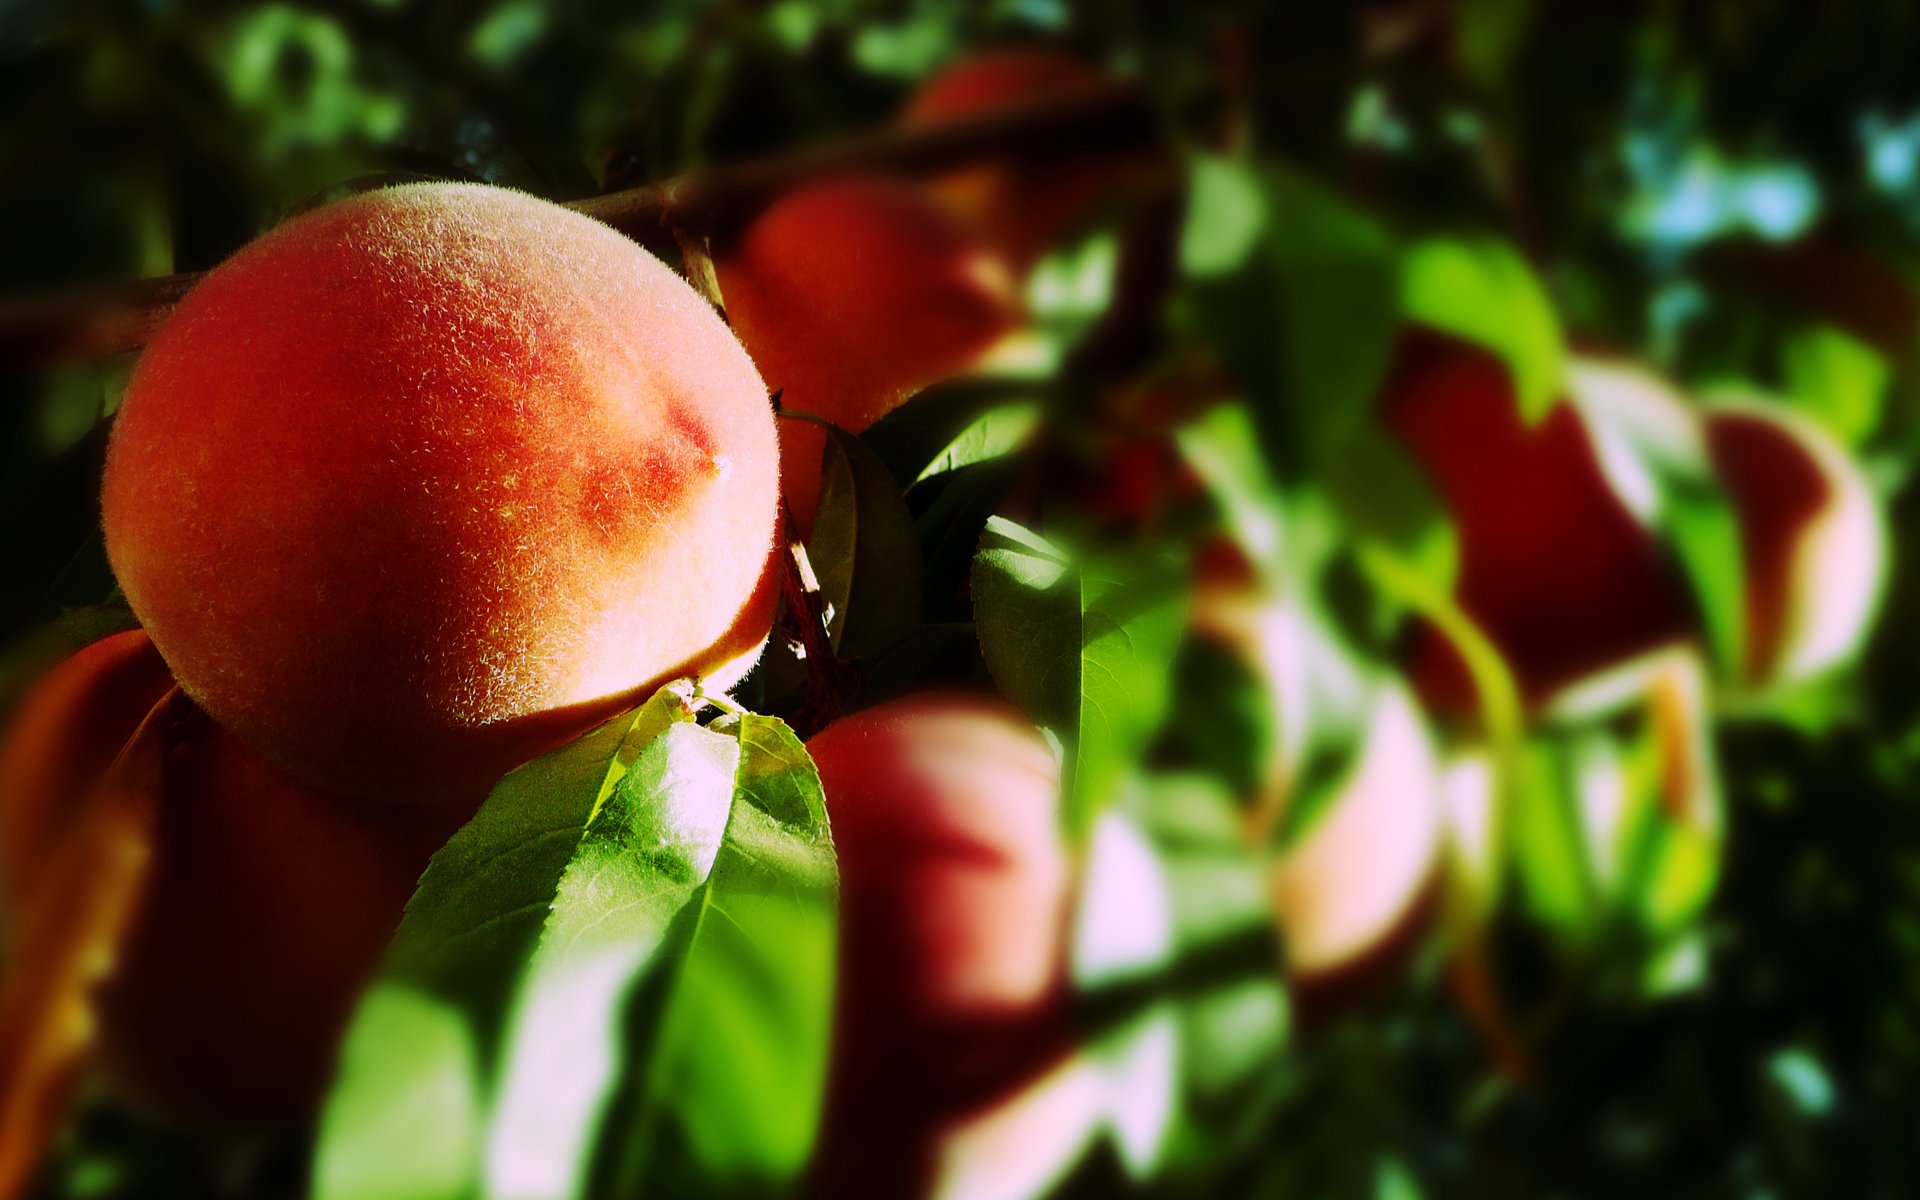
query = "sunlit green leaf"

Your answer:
(590, 714), (836, 1196)
(315, 695), (835, 1200)
(972, 517), (1187, 834)
(1401, 237), (1565, 421)
(1782, 323), (1888, 448)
